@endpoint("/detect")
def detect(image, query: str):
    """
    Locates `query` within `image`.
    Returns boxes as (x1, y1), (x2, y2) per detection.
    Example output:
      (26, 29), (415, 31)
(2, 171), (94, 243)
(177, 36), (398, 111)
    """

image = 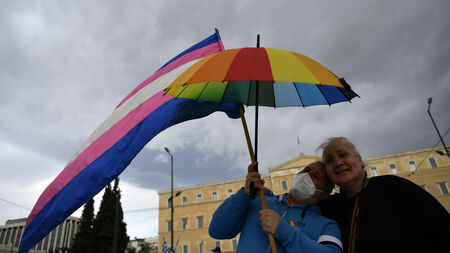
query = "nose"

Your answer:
(334, 157), (343, 168)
